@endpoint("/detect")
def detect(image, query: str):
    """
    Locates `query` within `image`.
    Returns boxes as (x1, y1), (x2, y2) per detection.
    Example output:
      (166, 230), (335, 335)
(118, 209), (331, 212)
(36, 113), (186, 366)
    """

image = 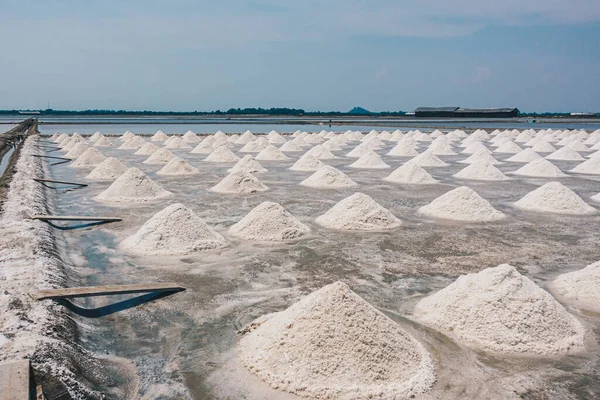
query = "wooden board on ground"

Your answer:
(0, 360), (33, 400)
(32, 283), (186, 300)
(31, 215), (121, 222)
(32, 178), (88, 187)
